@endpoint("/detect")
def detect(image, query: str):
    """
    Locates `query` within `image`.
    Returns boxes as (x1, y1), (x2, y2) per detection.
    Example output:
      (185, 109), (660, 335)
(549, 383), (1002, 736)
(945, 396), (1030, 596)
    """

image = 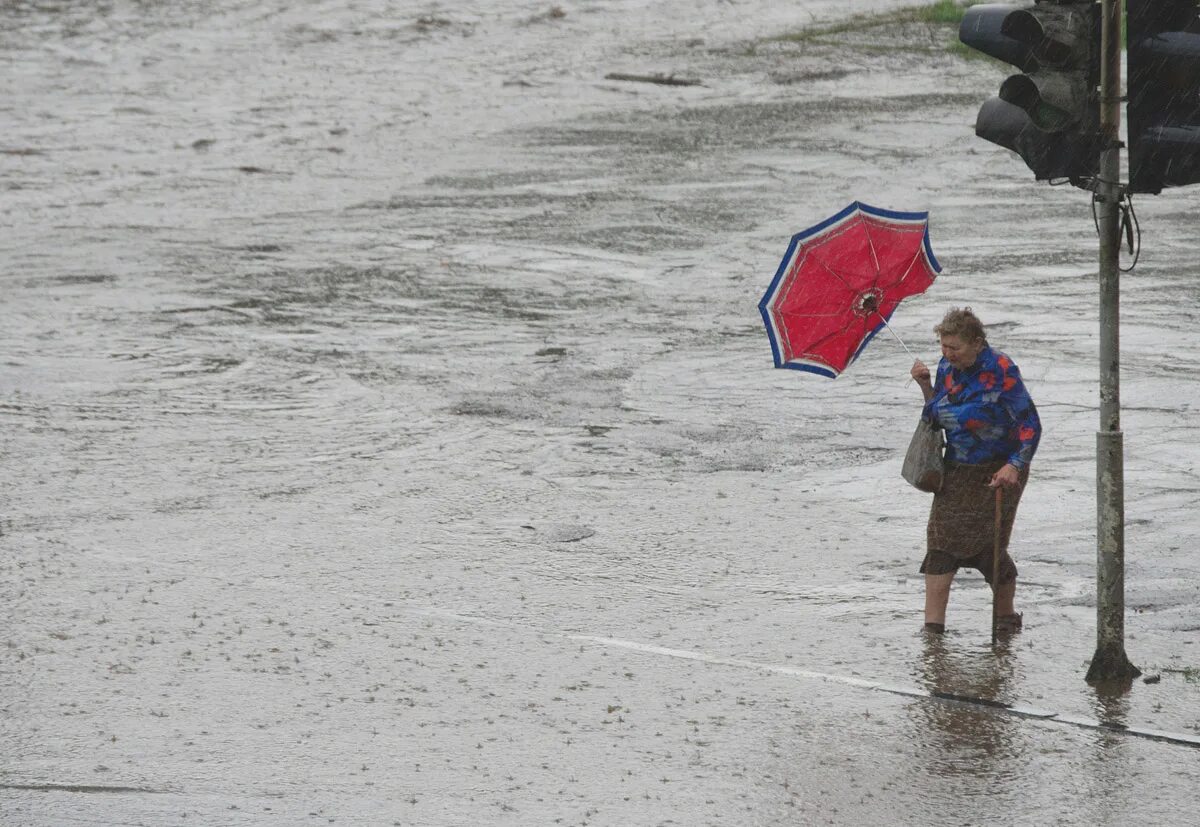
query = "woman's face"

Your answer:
(940, 334), (983, 371)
